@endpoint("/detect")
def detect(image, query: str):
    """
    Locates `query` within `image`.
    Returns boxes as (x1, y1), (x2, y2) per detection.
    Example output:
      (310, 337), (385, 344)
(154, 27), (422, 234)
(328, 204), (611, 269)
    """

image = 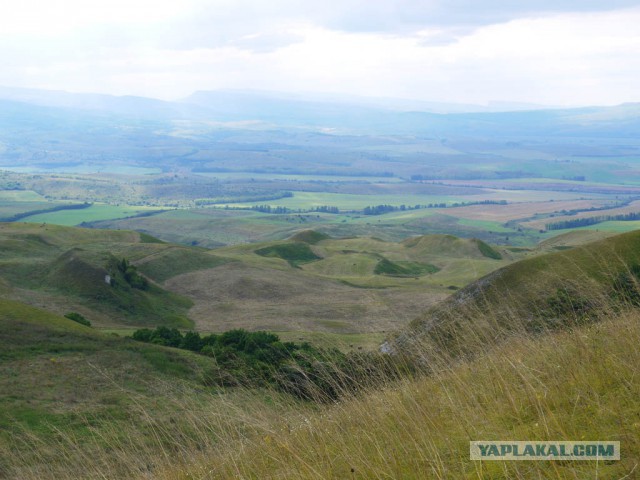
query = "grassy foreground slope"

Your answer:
(163, 312), (640, 479)
(0, 299), (244, 478)
(156, 231), (640, 479)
